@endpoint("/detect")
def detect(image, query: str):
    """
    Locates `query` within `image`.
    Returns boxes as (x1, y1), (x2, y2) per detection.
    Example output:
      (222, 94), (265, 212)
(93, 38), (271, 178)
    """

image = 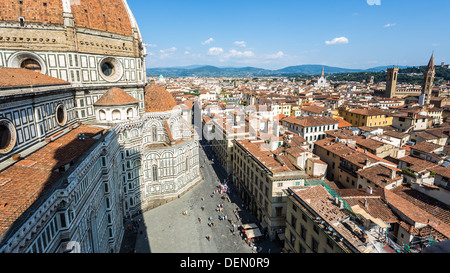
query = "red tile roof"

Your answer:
(334, 118), (352, 128)
(384, 189), (450, 239)
(93, 87), (139, 106)
(144, 84), (178, 113)
(282, 115), (338, 127)
(0, 125), (105, 234)
(0, 68), (69, 88)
